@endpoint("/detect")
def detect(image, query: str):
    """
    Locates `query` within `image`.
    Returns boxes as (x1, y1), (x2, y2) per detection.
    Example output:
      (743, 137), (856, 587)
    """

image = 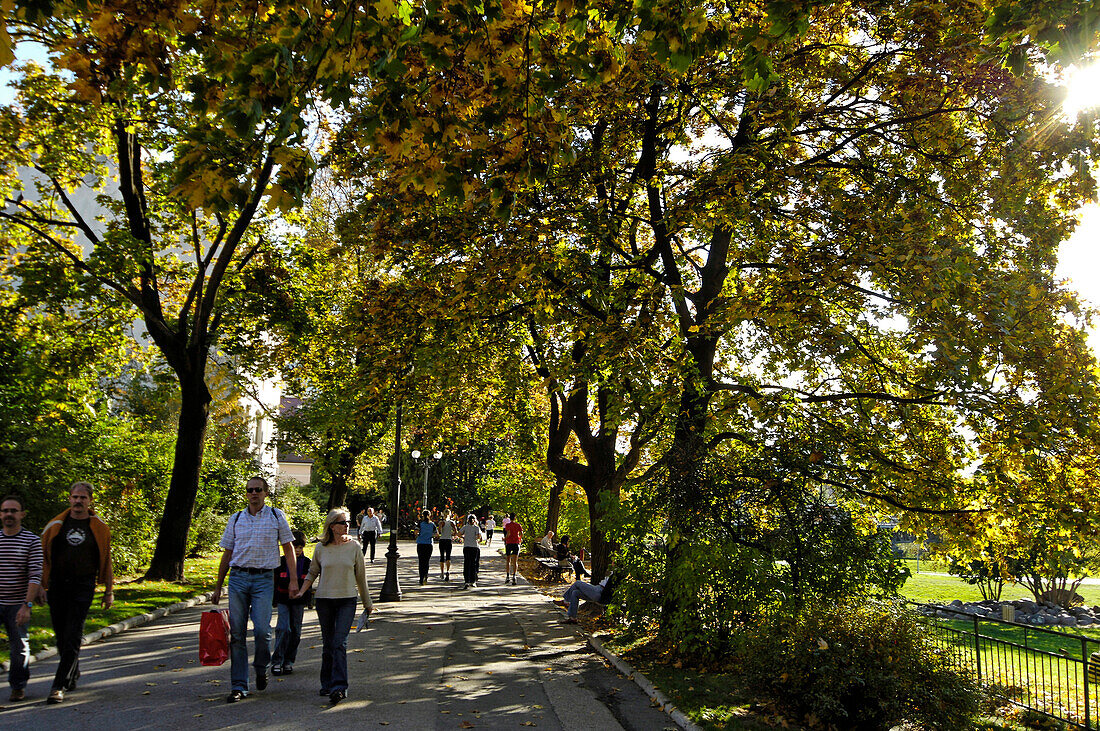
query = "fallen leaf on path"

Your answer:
(379, 722), (389, 726)
(145, 682), (156, 686)
(142, 691), (150, 695)
(156, 664), (166, 668)
(459, 722), (475, 728)
(521, 723), (537, 727)
(193, 715), (202, 718)
(440, 710), (450, 714)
